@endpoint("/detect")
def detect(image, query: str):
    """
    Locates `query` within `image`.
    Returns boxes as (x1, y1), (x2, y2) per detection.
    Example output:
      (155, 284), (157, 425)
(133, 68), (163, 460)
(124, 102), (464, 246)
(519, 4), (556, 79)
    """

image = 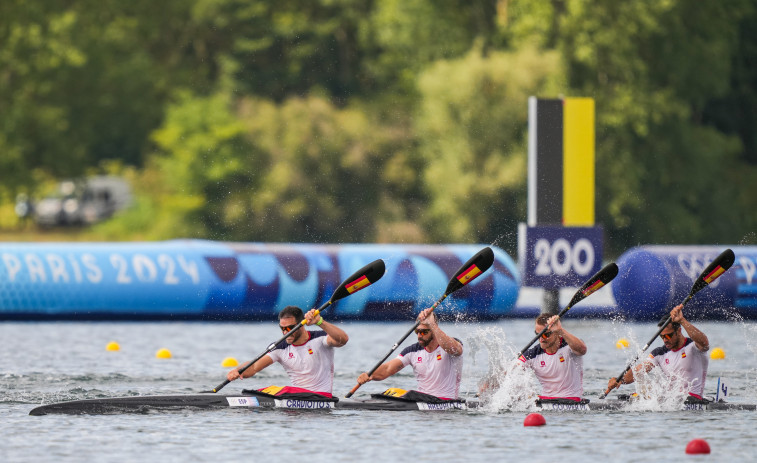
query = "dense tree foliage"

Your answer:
(2, 0), (756, 255)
